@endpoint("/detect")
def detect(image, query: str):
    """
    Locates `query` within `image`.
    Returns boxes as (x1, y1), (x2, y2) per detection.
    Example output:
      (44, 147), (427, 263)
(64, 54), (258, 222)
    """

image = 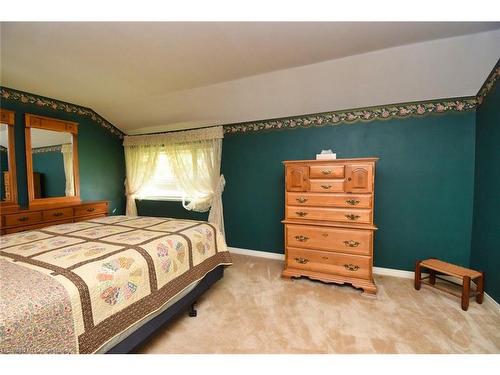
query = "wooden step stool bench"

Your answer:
(414, 258), (484, 311)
